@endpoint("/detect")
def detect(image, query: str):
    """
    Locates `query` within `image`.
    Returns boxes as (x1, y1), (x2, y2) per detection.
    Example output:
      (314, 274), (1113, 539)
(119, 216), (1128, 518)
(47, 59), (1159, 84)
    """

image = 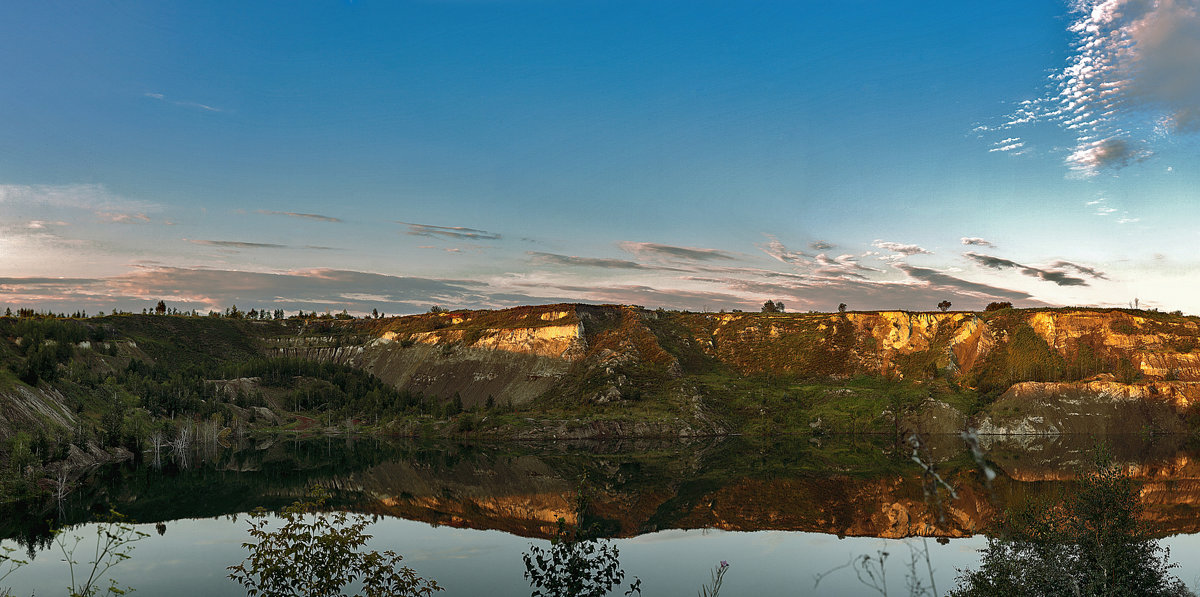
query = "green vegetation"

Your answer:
(228, 488), (441, 597)
(523, 518), (636, 597)
(950, 447), (1193, 596)
(970, 322), (1066, 396)
(55, 511), (149, 597)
